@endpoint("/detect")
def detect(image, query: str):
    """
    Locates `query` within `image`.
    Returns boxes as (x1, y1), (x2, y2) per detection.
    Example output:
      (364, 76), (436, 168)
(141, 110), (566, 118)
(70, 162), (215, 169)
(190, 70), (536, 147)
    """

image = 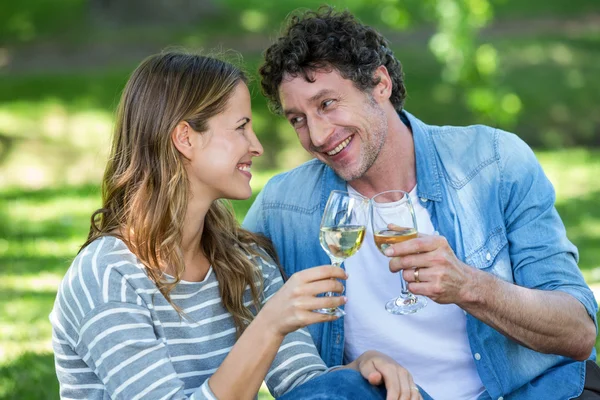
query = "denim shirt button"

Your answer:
(336, 334), (341, 344)
(420, 197), (428, 203)
(498, 397), (504, 400)
(474, 353), (481, 361)
(485, 252), (491, 261)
